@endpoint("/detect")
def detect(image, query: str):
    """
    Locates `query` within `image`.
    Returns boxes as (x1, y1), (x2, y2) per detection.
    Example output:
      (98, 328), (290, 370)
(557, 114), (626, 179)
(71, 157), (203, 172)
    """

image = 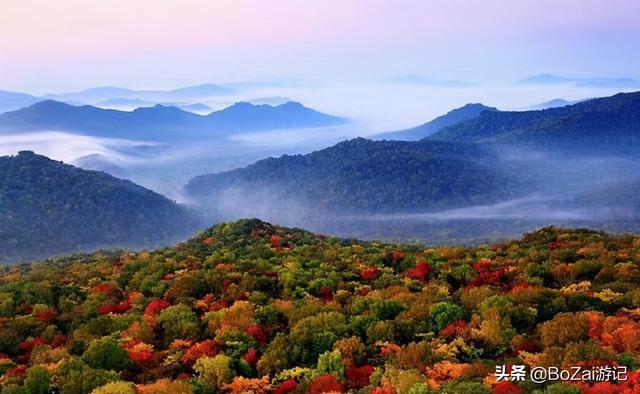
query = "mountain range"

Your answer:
(0, 84), (238, 115)
(95, 98), (213, 113)
(374, 103), (497, 140)
(0, 90), (41, 114)
(3, 90), (640, 260)
(519, 73), (640, 88)
(43, 83), (235, 104)
(430, 91), (640, 155)
(531, 97), (591, 110)
(0, 100), (347, 140)
(0, 151), (201, 262)
(185, 91), (640, 240)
